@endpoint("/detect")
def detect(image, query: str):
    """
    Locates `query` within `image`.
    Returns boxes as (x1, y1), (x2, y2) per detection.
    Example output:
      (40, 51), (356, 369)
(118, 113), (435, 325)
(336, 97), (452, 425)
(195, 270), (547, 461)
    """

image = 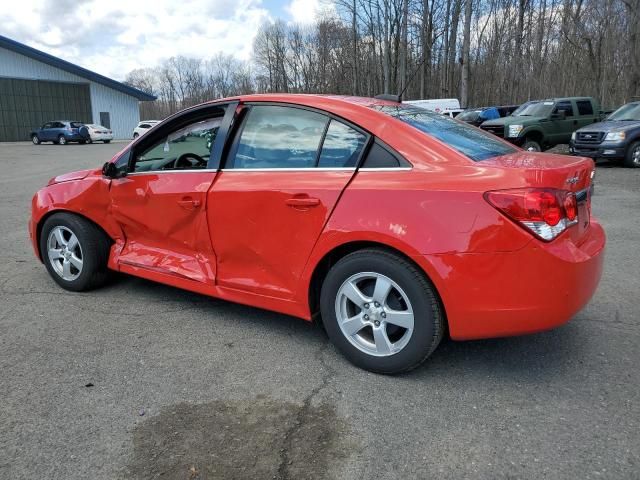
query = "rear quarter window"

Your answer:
(373, 105), (517, 161)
